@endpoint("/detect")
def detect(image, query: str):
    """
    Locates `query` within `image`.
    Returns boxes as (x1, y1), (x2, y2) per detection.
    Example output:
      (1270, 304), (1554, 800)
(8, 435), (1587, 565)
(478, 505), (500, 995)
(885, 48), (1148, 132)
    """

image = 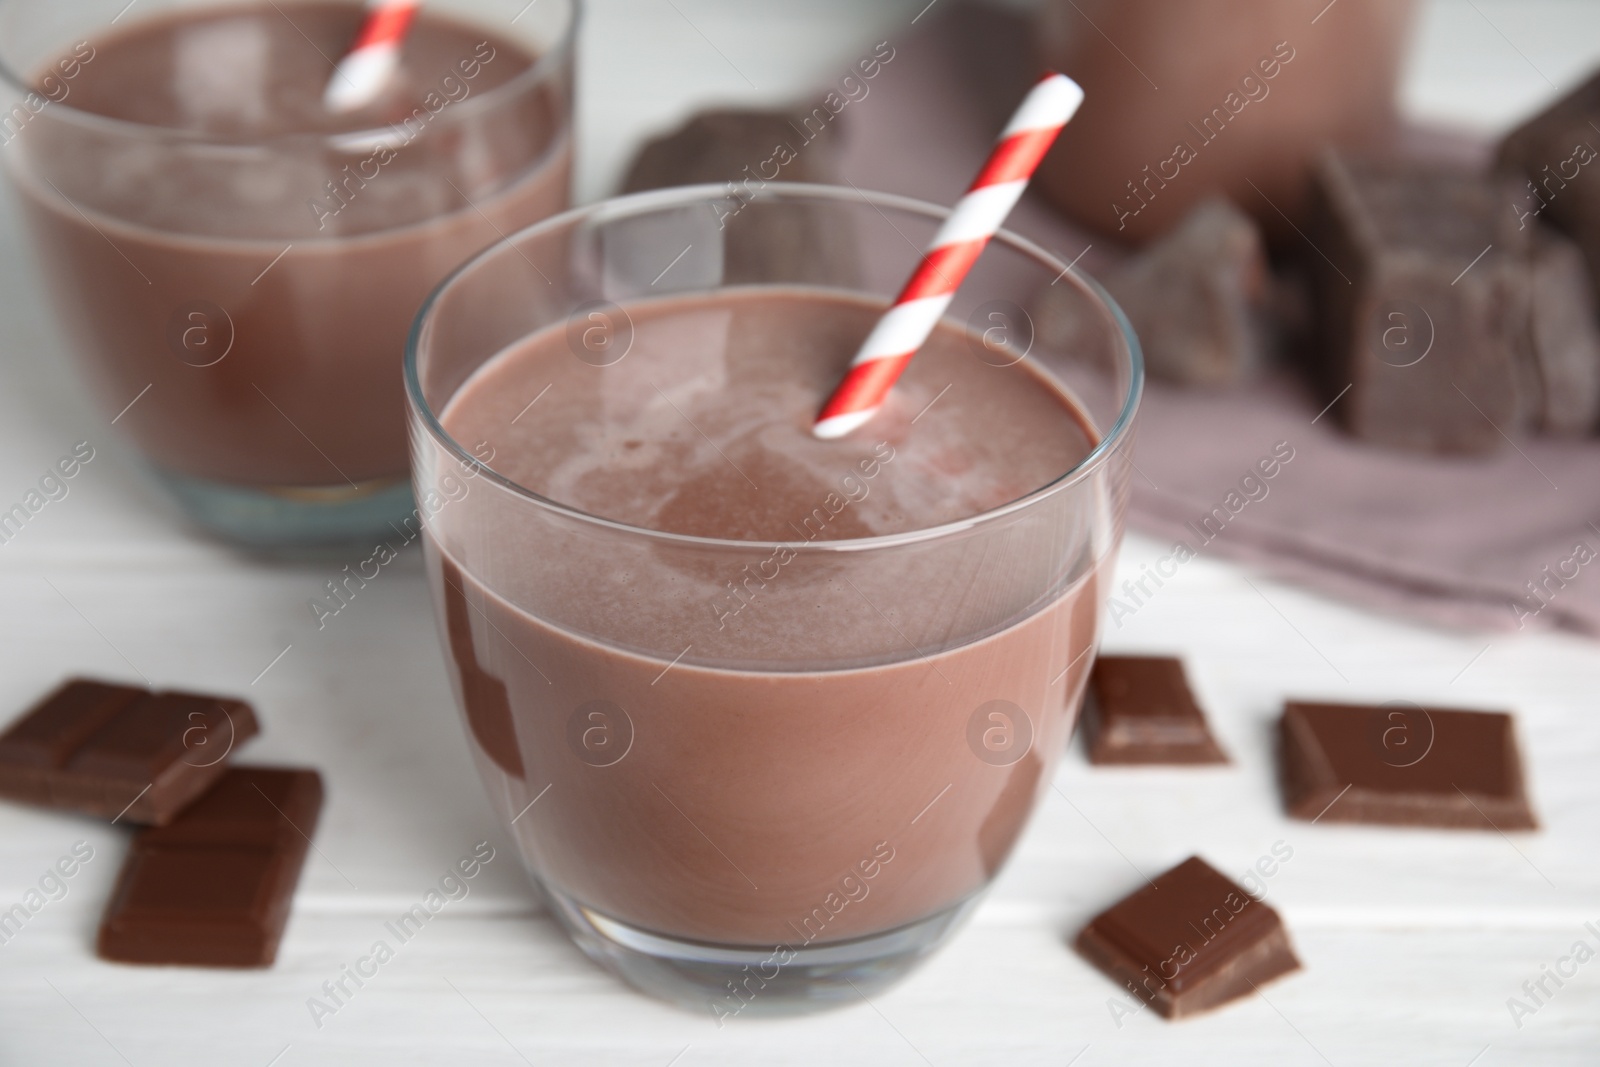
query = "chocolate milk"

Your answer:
(9, 3), (570, 487)
(430, 289), (1107, 946)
